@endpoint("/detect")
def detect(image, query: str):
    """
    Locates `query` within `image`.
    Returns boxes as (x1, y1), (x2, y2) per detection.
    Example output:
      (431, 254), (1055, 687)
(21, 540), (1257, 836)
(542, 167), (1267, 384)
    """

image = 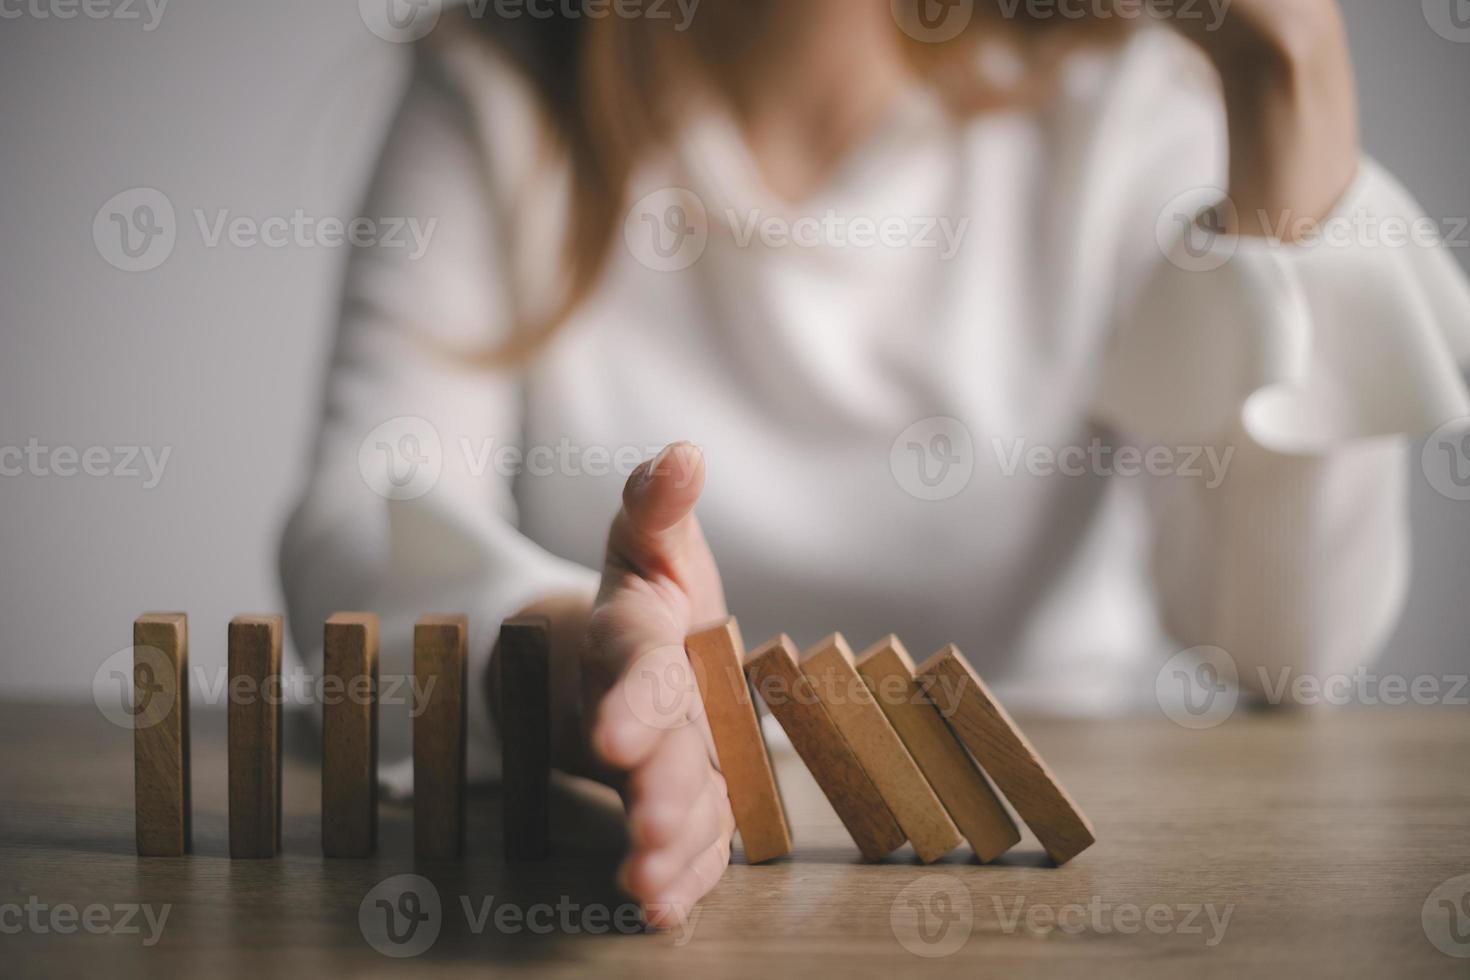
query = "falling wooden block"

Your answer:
(802, 634), (962, 863)
(499, 616), (551, 862)
(133, 612), (190, 856)
(744, 635), (904, 862)
(686, 618), (792, 864)
(228, 615), (283, 859)
(917, 646), (1095, 865)
(855, 636), (1020, 862)
(322, 612), (379, 858)
(414, 613), (467, 860)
